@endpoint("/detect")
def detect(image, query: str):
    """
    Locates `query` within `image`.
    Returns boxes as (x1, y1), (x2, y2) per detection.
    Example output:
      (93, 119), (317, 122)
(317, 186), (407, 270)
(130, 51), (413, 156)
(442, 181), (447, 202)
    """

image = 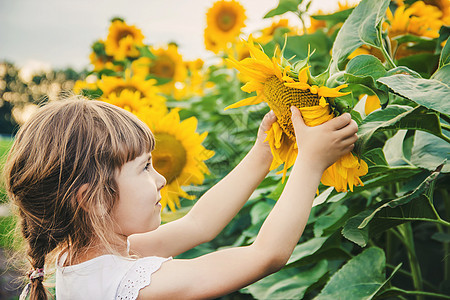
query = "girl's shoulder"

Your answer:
(116, 256), (172, 300)
(56, 252), (172, 300)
